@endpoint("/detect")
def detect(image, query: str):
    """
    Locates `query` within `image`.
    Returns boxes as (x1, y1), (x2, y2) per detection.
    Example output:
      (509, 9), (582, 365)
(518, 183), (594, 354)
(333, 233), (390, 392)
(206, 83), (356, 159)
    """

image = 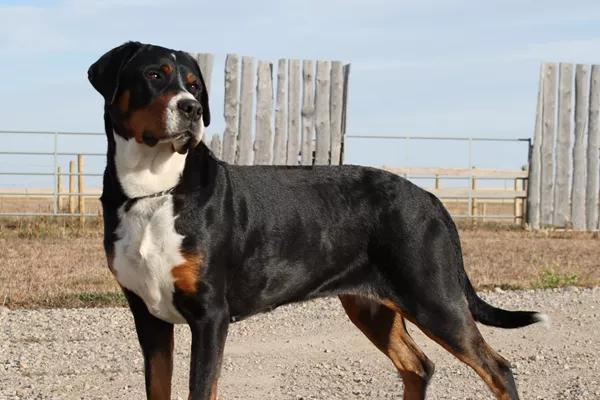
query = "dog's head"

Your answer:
(88, 41), (210, 154)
